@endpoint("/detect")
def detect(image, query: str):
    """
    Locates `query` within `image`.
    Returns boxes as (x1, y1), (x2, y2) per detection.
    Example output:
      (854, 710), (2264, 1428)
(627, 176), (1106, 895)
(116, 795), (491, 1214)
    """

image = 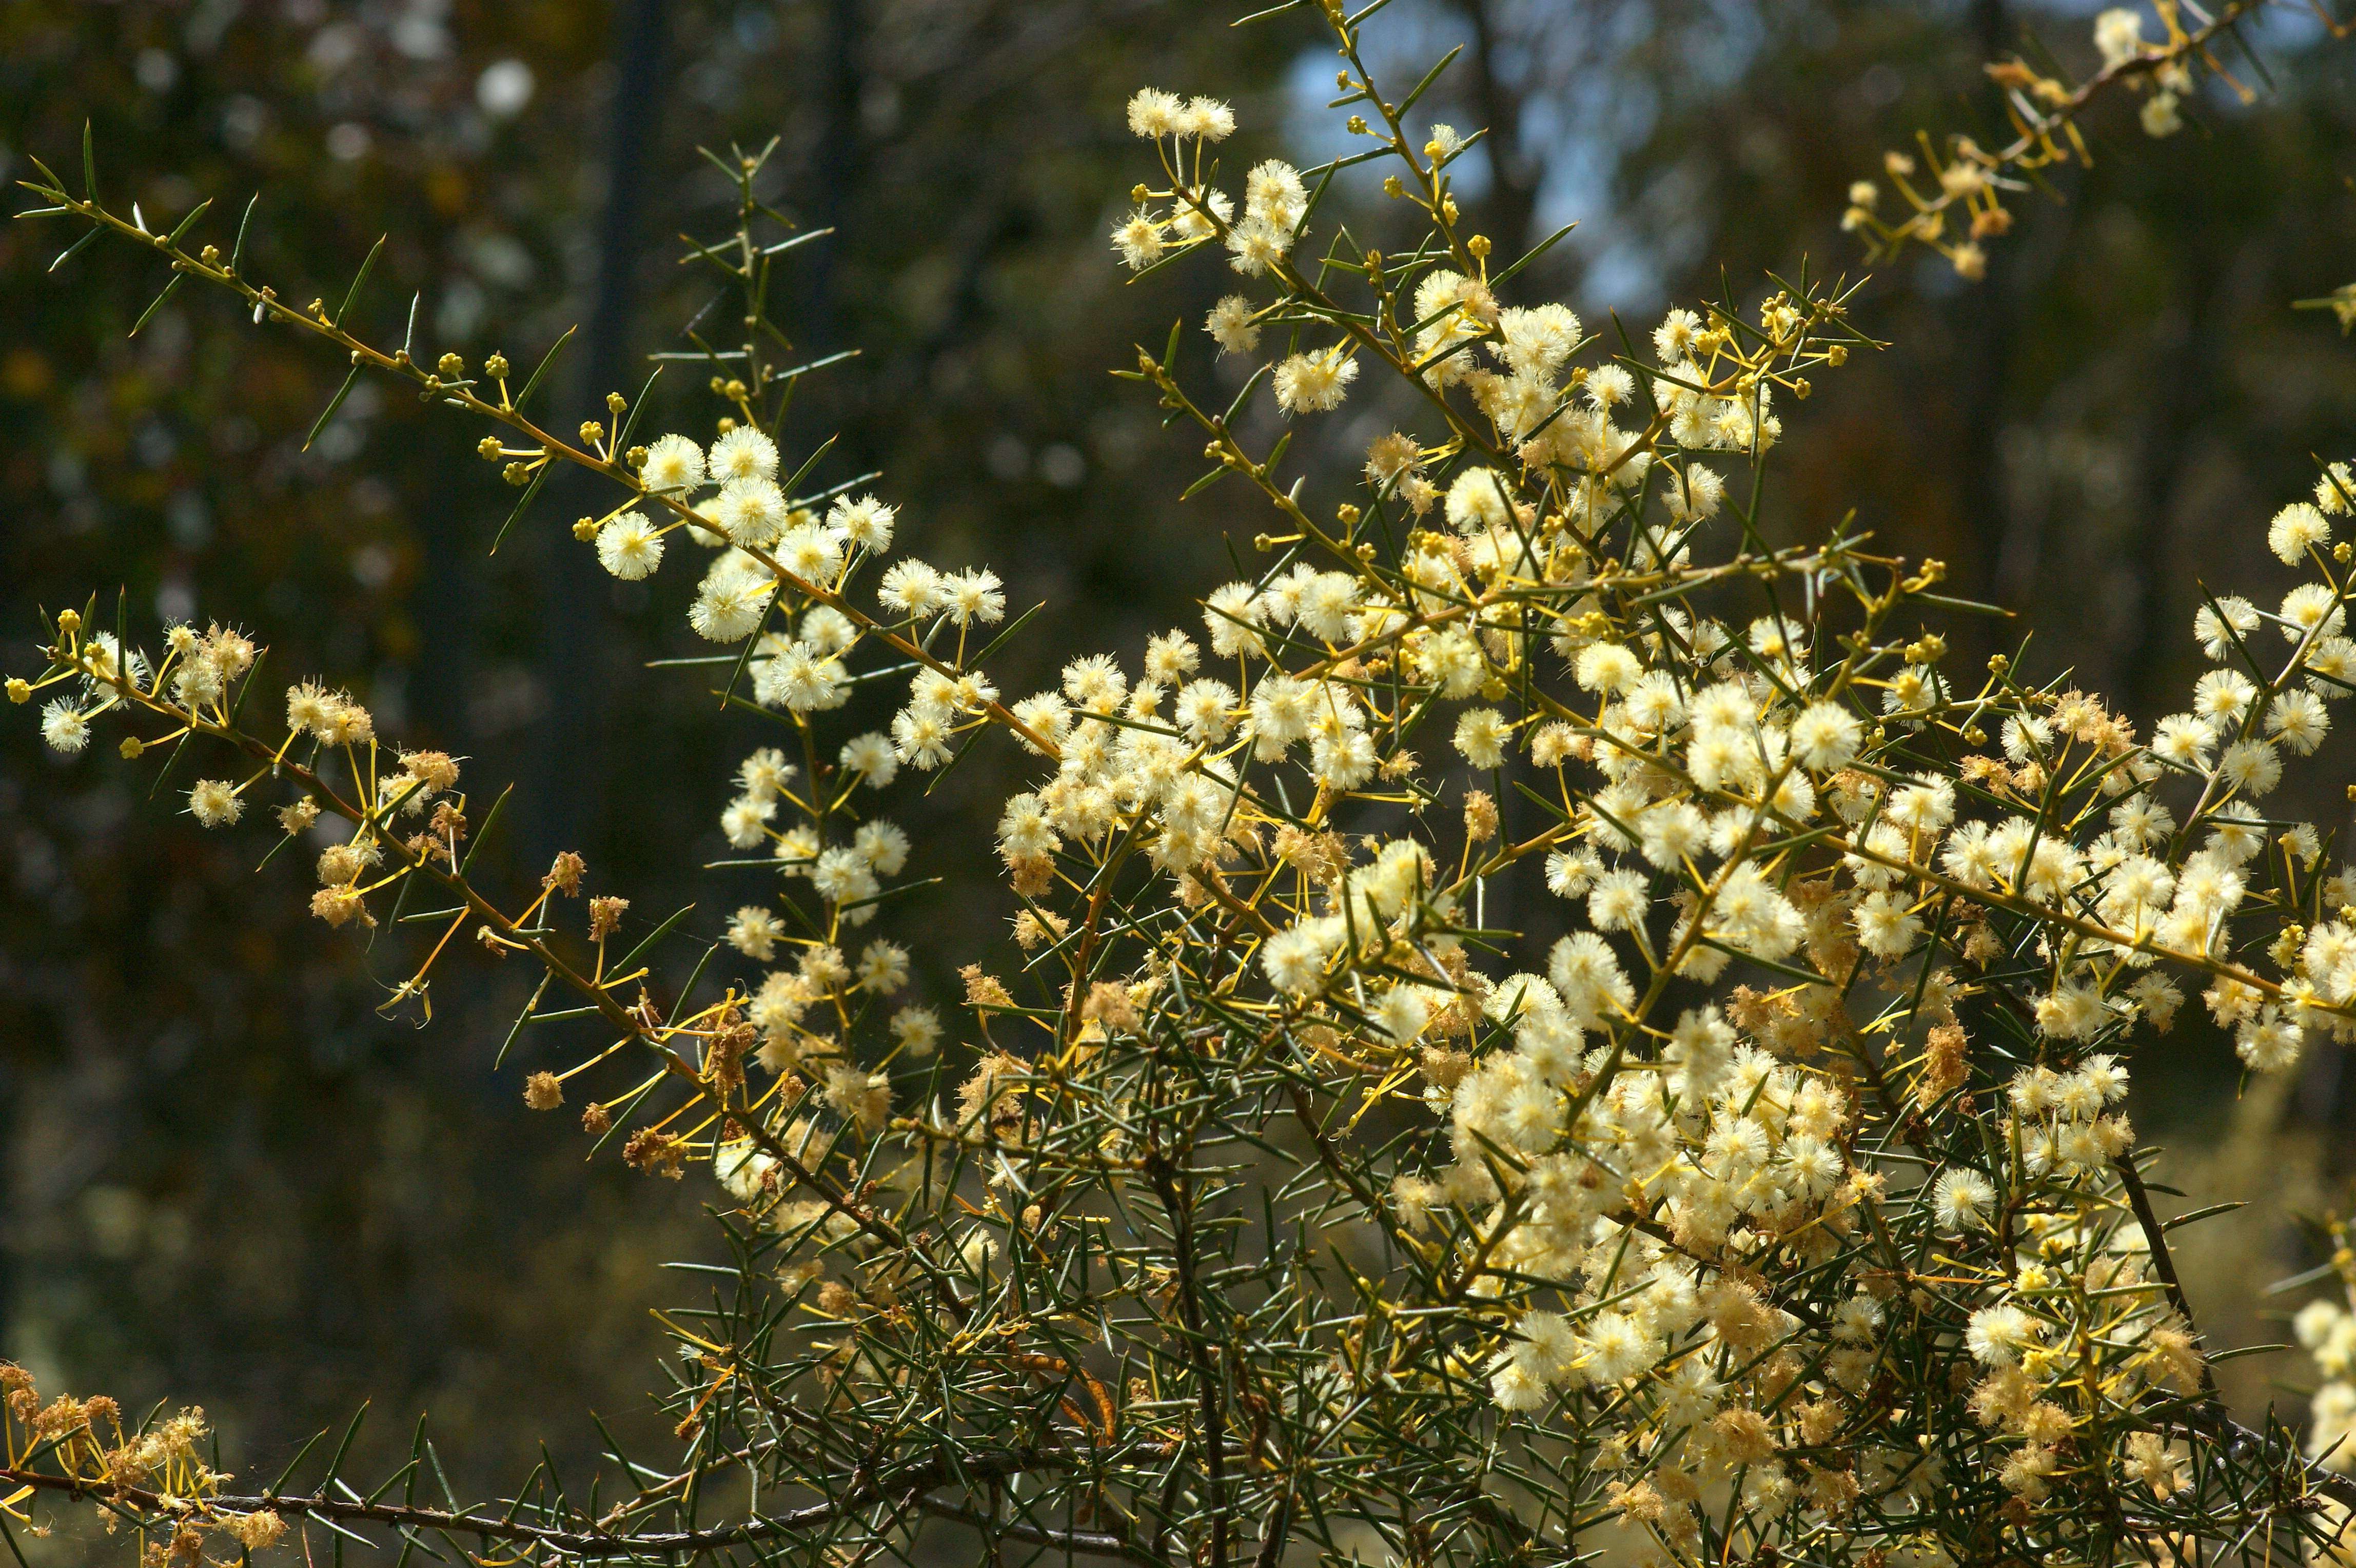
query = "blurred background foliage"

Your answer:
(3, 0), (2355, 1509)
